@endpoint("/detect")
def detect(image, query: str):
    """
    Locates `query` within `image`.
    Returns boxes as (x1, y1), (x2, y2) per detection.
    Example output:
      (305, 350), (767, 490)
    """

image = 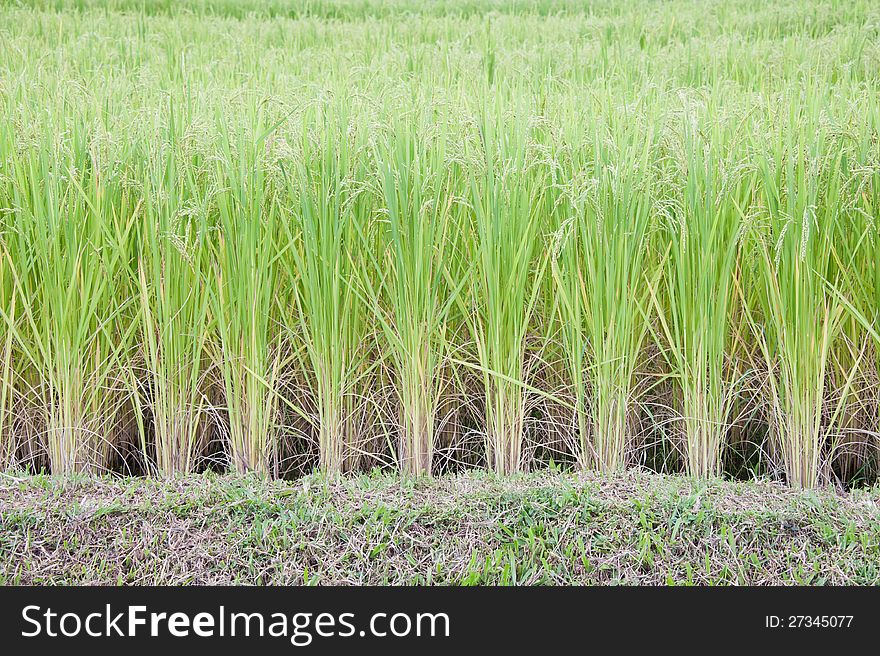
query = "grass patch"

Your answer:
(1, 470), (878, 585)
